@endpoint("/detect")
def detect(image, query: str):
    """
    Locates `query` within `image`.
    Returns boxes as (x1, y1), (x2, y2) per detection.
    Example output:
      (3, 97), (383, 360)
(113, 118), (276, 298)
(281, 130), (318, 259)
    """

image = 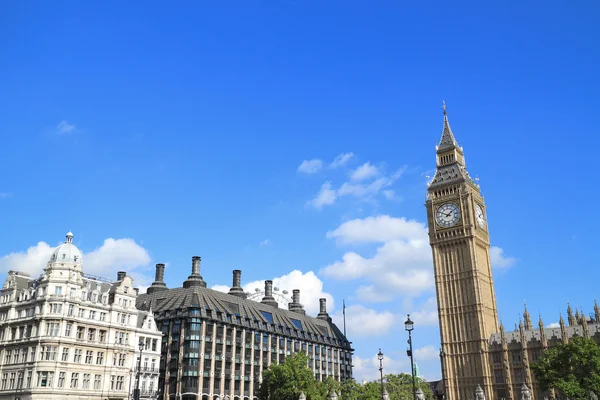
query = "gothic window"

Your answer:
(495, 369), (504, 383)
(514, 368), (524, 383)
(511, 351), (522, 363)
